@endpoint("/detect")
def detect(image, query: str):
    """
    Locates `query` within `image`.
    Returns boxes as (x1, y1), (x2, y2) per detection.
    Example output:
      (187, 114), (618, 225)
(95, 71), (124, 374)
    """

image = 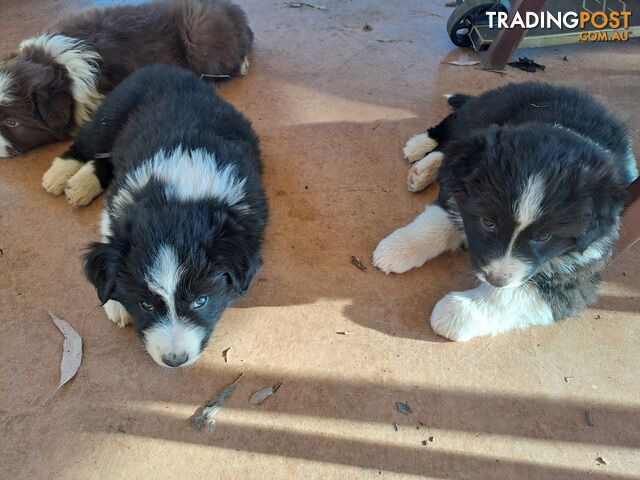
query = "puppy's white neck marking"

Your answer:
(112, 147), (247, 214)
(19, 33), (103, 126)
